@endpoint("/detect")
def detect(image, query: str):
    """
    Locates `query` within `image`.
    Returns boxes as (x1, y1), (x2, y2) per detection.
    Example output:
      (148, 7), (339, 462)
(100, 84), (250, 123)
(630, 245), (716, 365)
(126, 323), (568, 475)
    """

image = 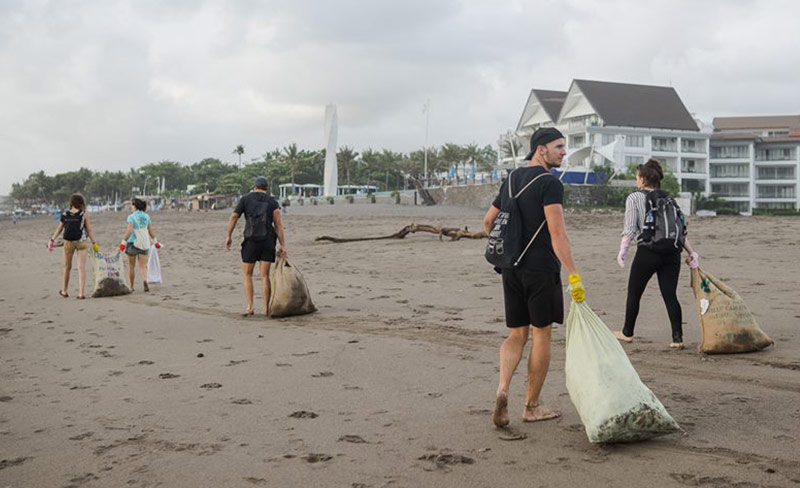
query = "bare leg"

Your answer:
(522, 325), (560, 422)
(494, 326), (529, 427)
(128, 254), (136, 291)
(62, 247), (74, 295)
(138, 254), (149, 291)
(260, 261), (271, 315)
(242, 263), (255, 314)
(76, 249), (87, 297)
